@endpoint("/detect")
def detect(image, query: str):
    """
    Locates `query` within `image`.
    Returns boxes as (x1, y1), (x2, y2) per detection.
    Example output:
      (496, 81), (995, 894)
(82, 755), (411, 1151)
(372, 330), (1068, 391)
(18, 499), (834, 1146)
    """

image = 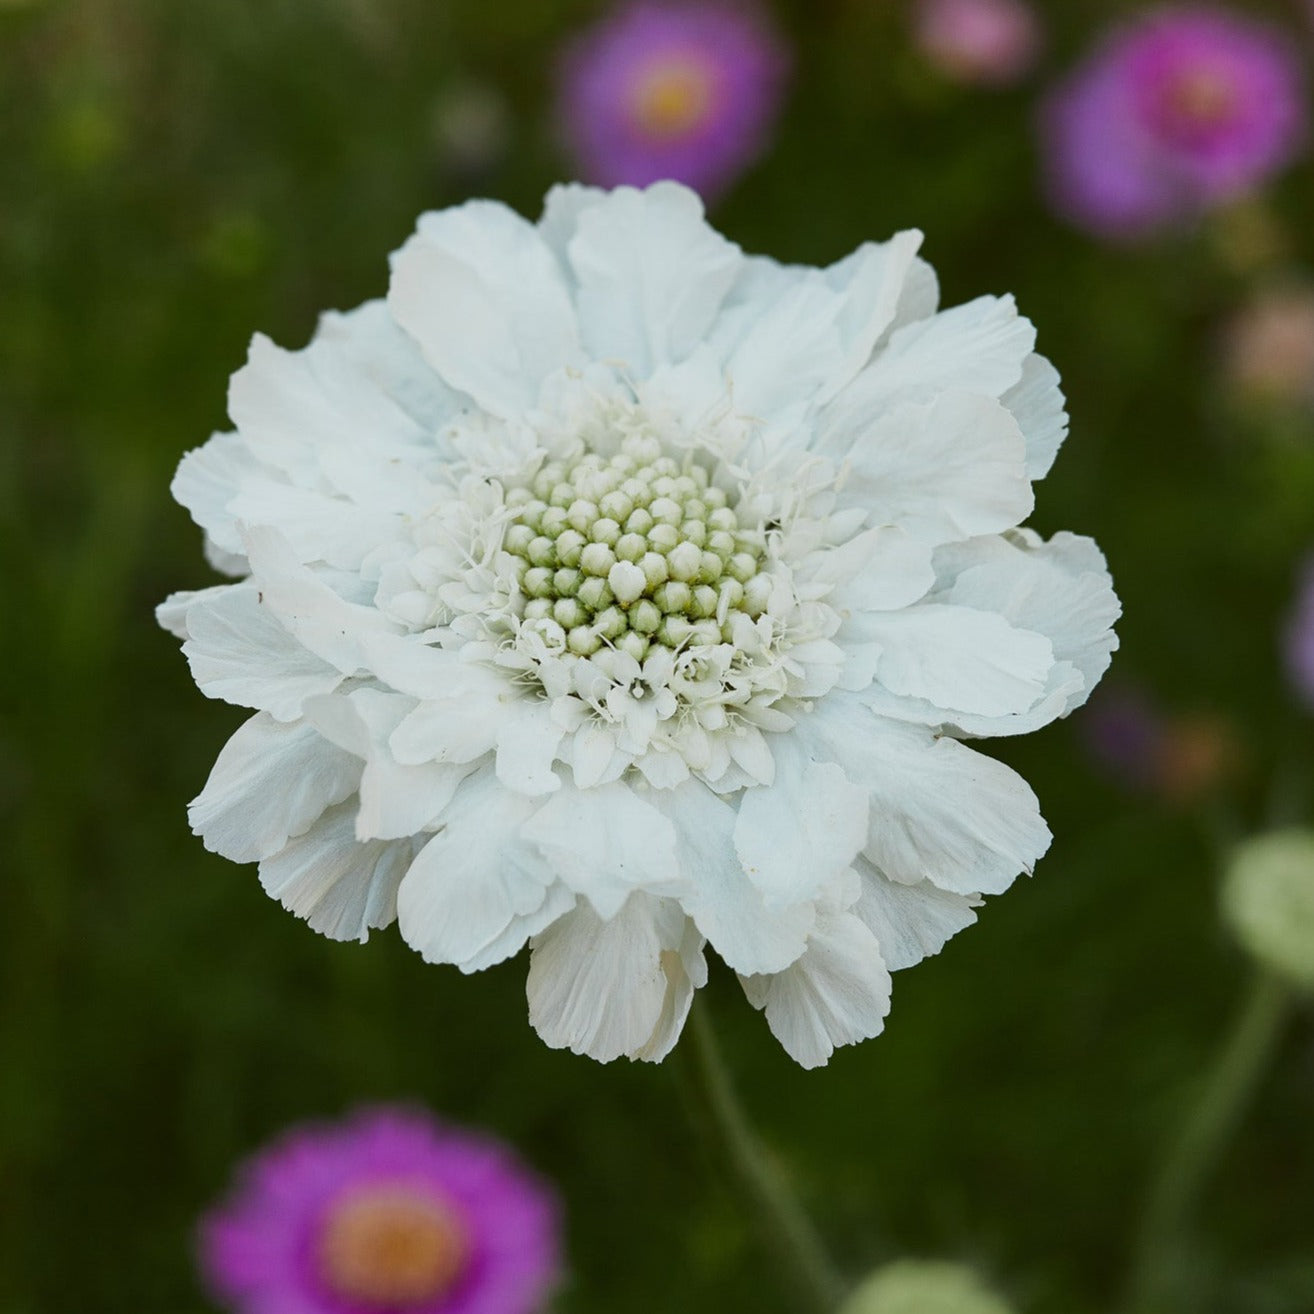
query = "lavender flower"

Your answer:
(199, 1107), (560, 1314)
(1042, 6), (1306, 239)
(913, 0), (1041, 88)
(556, 0), (788, 199)
(1284, 556), (1314, 709)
